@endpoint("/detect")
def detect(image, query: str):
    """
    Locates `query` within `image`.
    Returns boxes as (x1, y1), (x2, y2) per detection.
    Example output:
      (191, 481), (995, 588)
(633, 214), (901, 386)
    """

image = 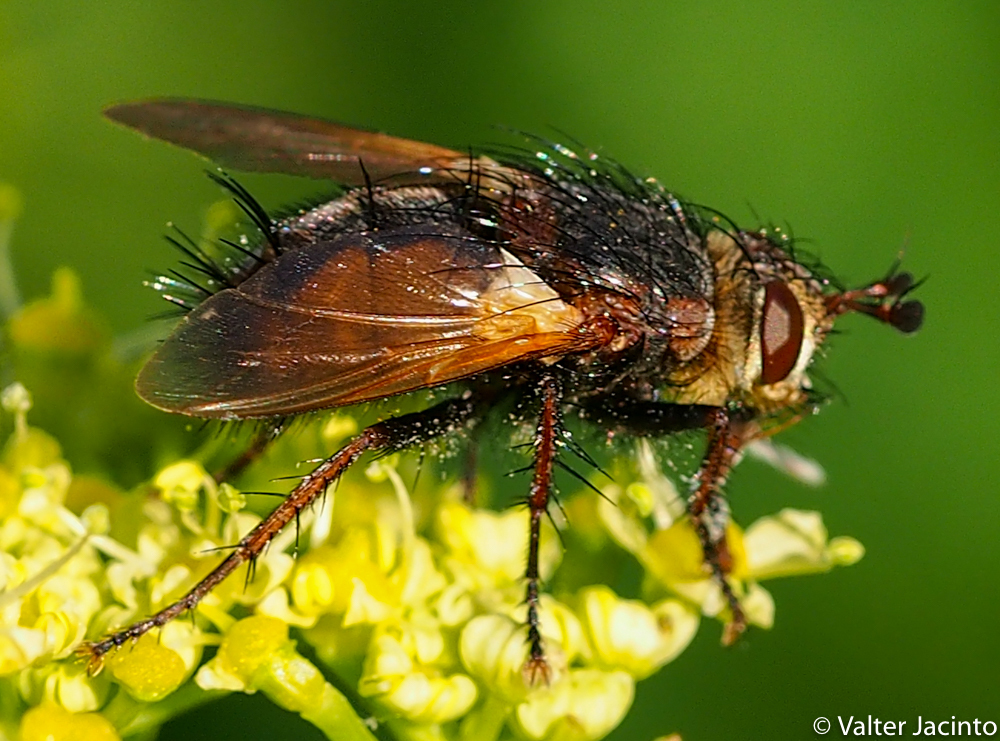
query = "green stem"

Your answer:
(299, 684), (380, 741)
(458, 695), (508, 741)
(103, 684), (227, 738)
(0, 678), (24, 741)
(384, 719), (449, 741)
